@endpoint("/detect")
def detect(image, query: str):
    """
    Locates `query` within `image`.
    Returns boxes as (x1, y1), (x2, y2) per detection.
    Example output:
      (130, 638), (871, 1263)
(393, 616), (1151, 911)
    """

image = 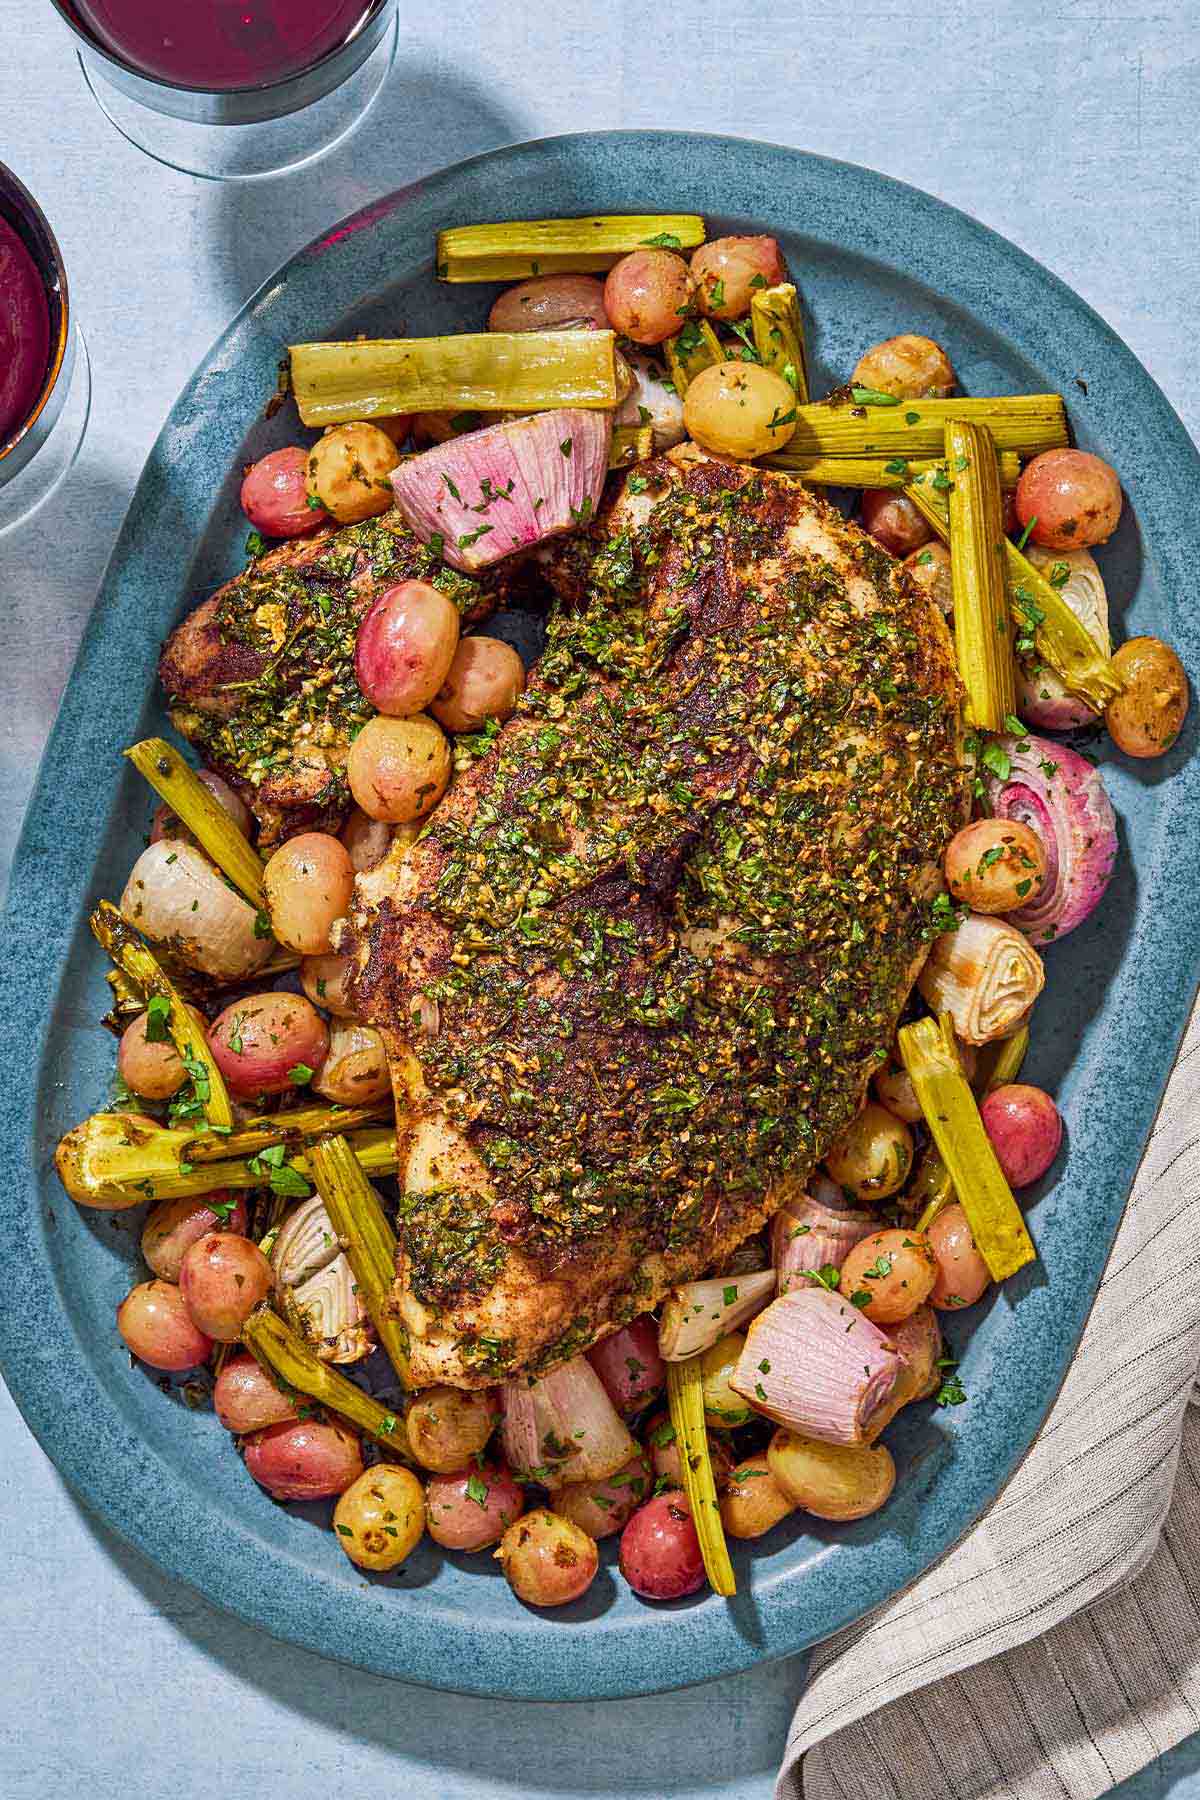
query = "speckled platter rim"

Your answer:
(2, 132), (1198, 1702)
